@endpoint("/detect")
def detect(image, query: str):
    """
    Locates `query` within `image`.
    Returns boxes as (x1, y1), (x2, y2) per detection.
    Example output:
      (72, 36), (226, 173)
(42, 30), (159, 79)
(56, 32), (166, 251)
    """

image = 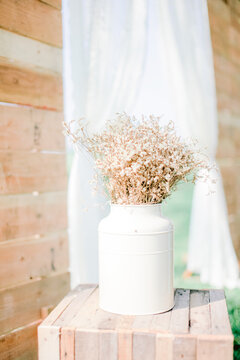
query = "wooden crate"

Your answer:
(38, 285), (233, 360)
